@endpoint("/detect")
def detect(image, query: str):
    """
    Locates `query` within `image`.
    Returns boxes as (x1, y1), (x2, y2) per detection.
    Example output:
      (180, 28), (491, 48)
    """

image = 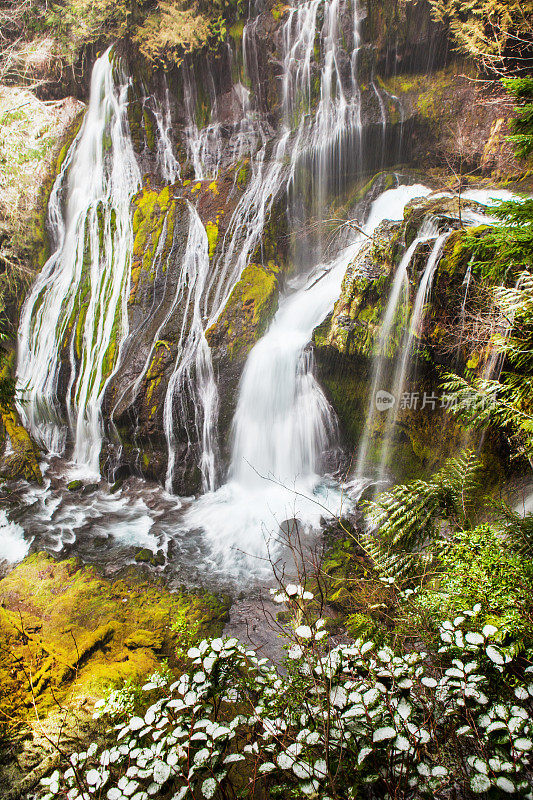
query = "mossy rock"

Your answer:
(0, 553), (229, 732)
(0, 357), (42, 484)
(206, 261), (281, 360)
(67, 479), (84, 491)
(125, 629), (163, 651)
(315, 219), (404, 359)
